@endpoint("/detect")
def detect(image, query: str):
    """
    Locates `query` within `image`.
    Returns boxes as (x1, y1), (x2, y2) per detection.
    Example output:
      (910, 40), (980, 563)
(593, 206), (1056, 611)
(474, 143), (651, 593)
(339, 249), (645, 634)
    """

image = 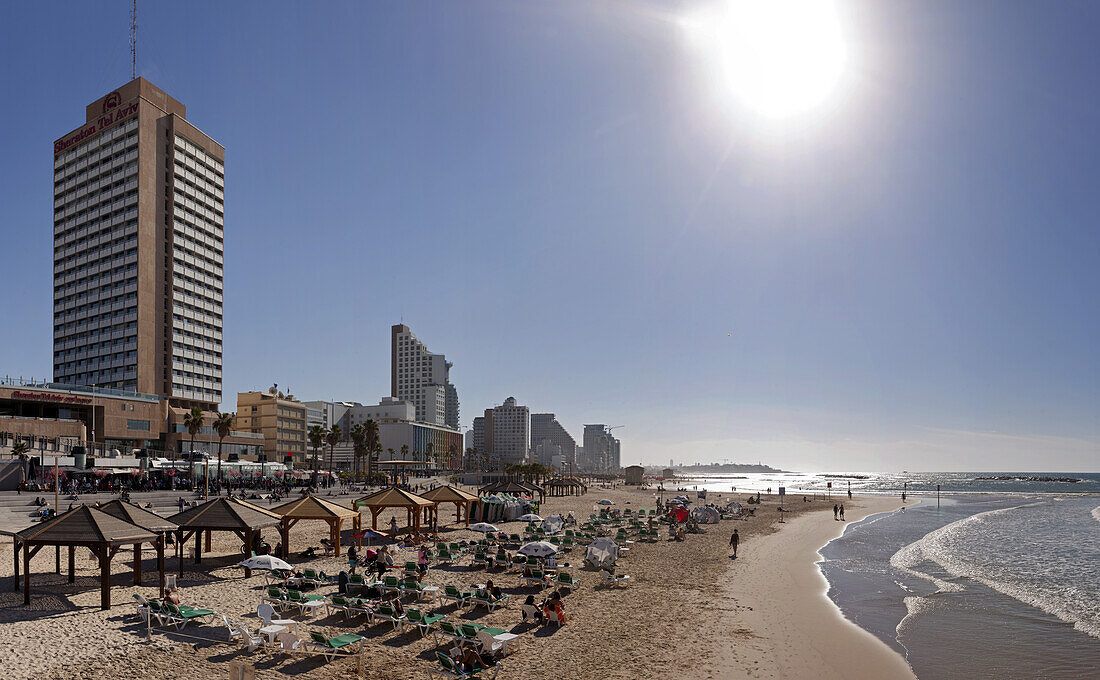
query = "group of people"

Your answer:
(521, 590), (567, 626)
(833, 504), (846, 521)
